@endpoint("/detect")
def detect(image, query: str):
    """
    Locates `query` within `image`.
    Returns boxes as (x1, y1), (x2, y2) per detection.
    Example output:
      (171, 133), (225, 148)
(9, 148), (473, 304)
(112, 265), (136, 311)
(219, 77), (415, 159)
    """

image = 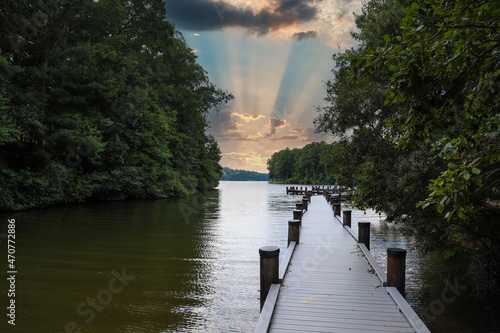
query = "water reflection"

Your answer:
(0, 183), (498, 332)
(0, 193), (222, 333)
